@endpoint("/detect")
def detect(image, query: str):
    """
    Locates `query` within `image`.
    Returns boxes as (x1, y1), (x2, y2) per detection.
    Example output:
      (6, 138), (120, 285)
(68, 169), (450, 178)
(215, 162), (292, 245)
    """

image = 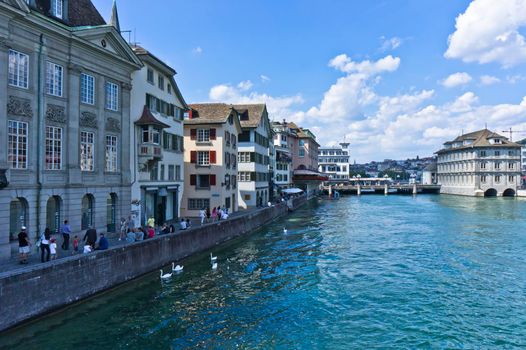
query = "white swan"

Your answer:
(172, 262), (184, 272)
(160, 269), (172, 279)
(210, 252), (217, 262)
(283, 228), (288, 234)
(212, 262), (218, 270)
